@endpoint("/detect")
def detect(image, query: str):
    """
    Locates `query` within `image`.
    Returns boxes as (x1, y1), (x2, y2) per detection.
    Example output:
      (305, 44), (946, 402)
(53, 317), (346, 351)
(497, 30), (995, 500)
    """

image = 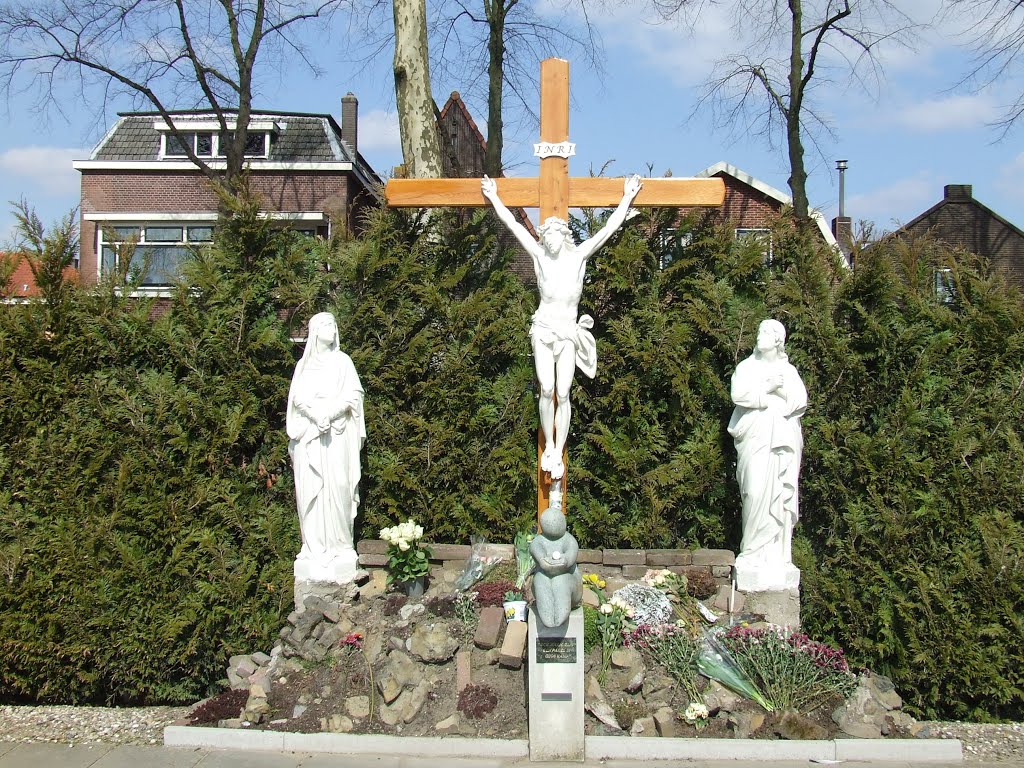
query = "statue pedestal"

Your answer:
(734, 556), (800, 592)
(528, 607), (584, 762)
(293, 549), (360, 609)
